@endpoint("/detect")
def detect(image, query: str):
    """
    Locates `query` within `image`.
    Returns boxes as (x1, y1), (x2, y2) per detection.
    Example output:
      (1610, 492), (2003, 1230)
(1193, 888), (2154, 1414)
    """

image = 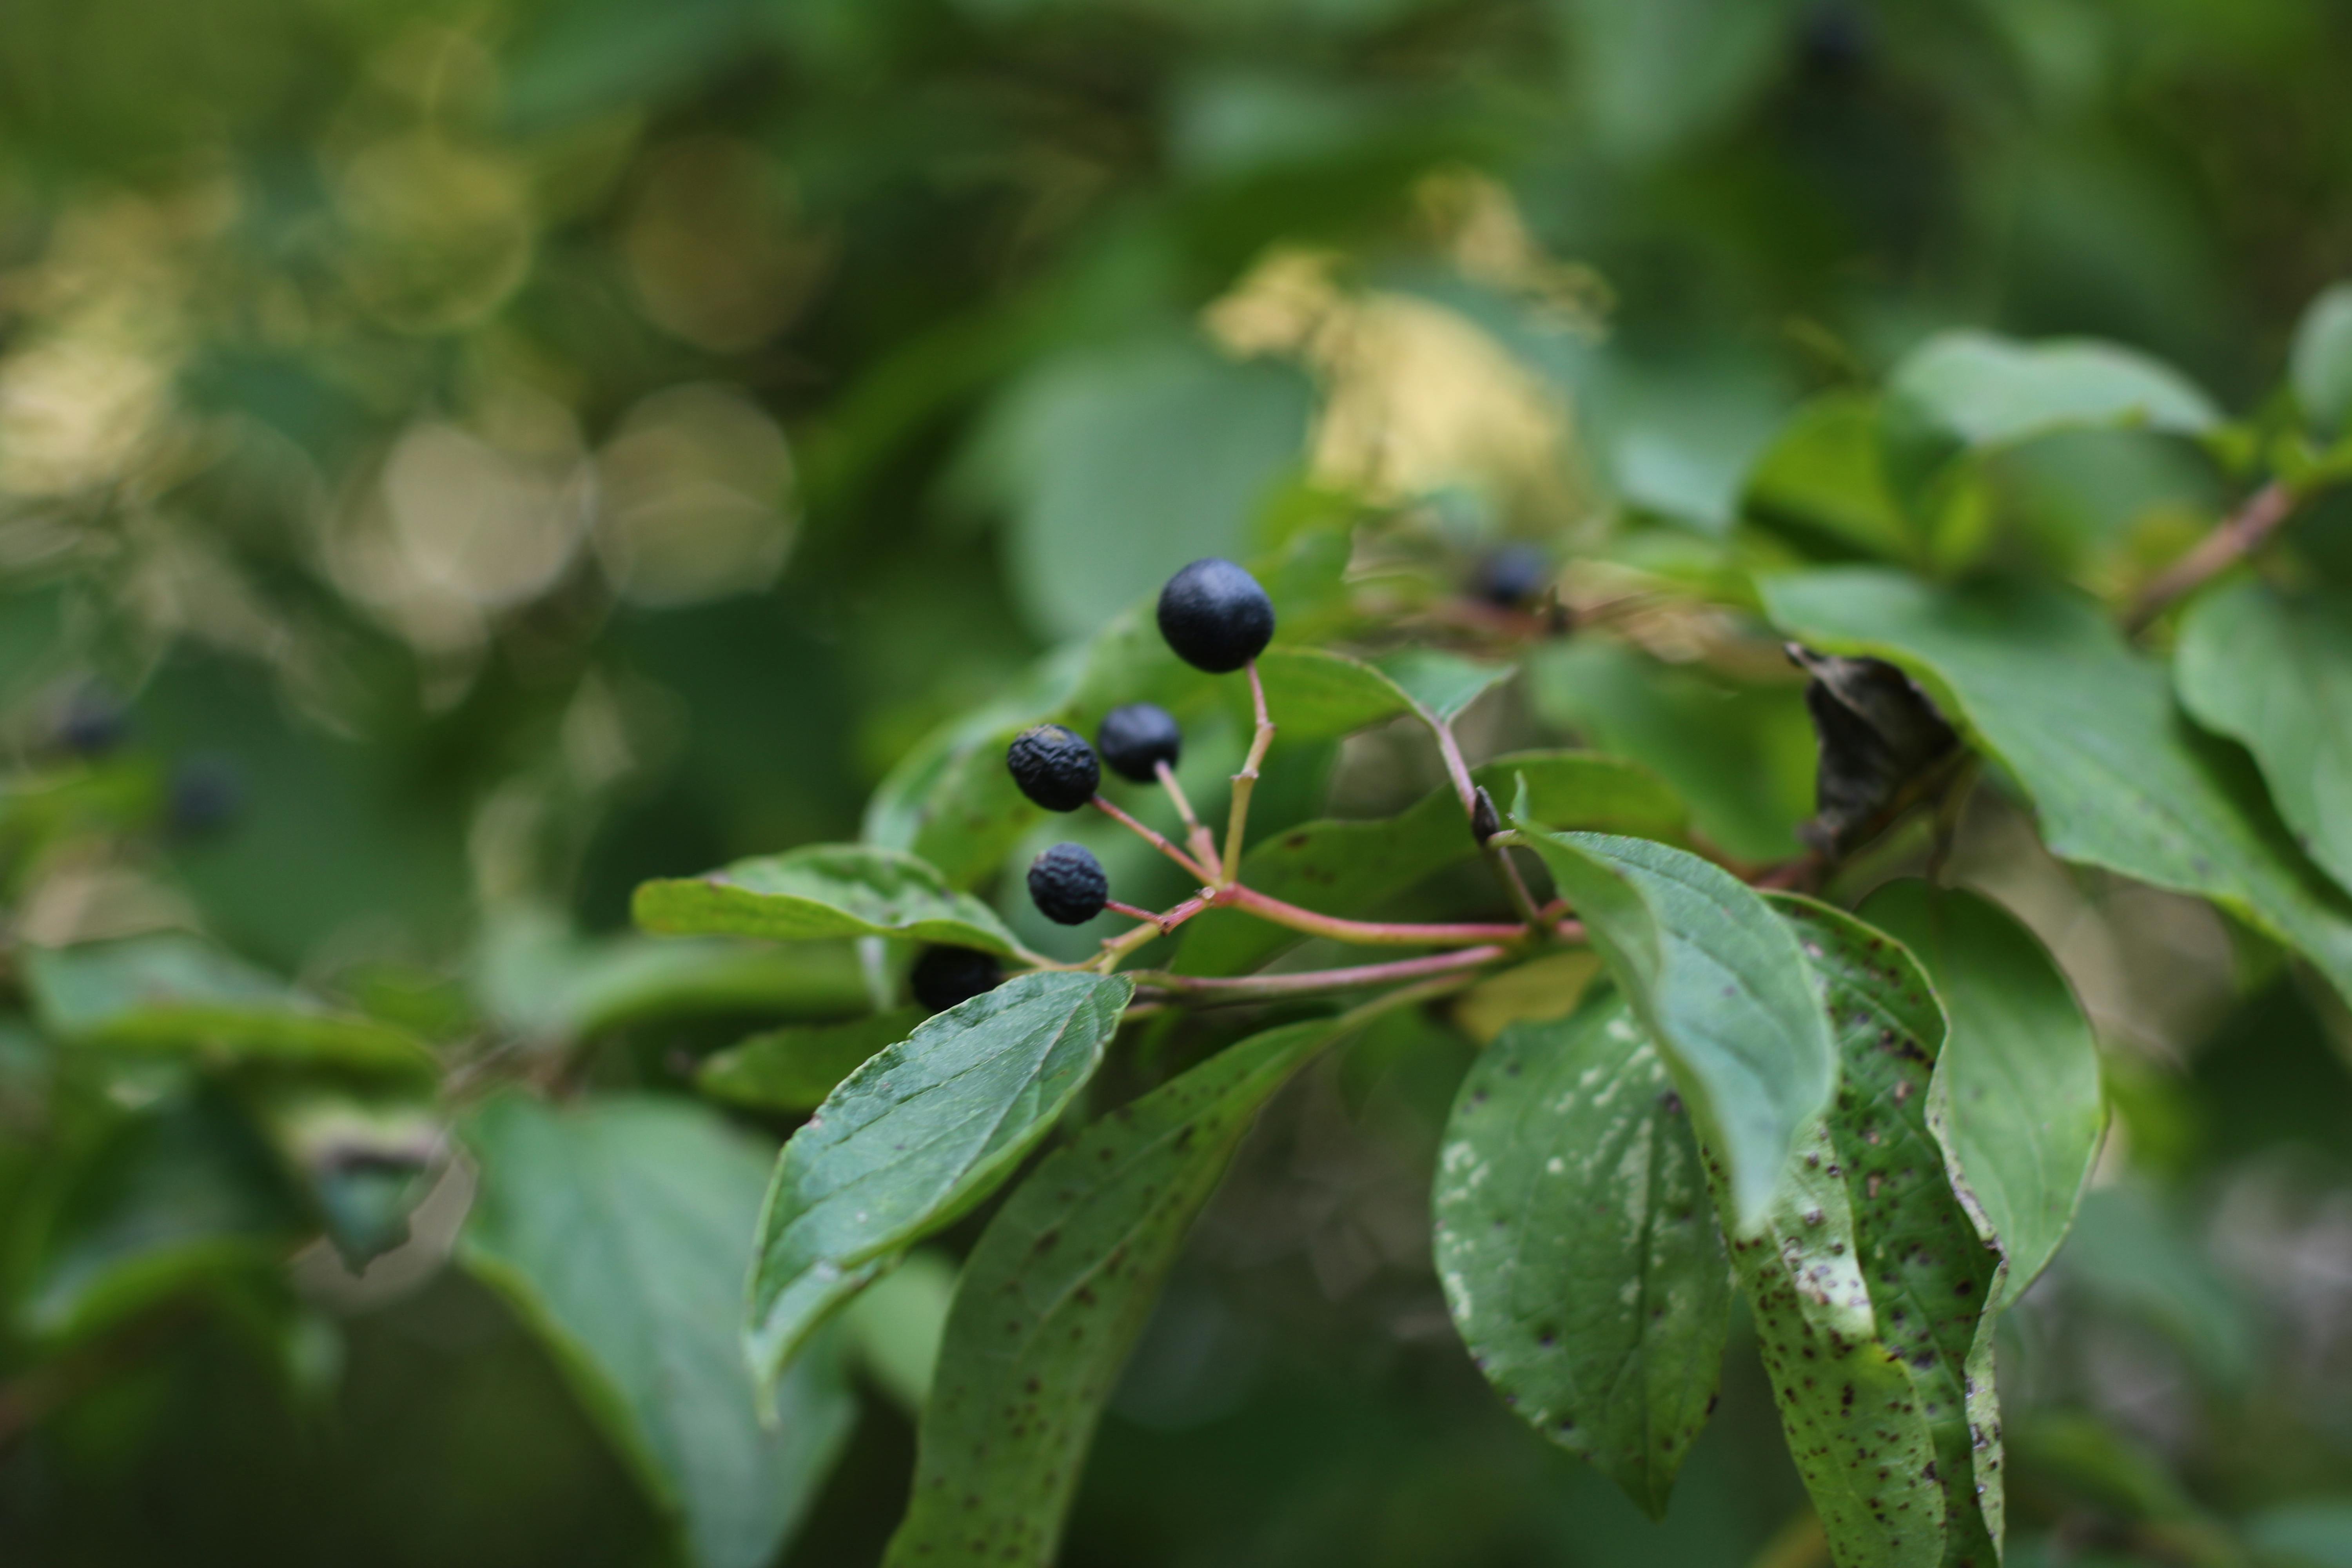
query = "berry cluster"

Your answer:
(910, 556), (1275, 1009)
